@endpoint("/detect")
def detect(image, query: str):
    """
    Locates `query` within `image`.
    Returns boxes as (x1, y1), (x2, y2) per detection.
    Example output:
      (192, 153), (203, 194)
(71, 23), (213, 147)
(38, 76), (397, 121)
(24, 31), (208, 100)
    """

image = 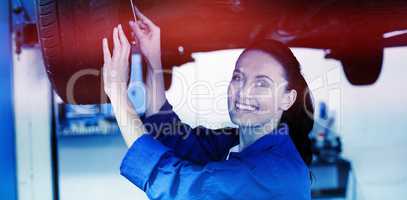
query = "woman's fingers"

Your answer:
(137, 21), (149, 32)
(133, 5), (142, 19)
(112, 27), (121, 61)
(132, 6), (158, 33)
(129, 21), (144, 39)
(102, 25), (132, 97)
(118, 25), (131, 60)
(118, 24), (130, 55)
(134, 6), (155, 28)
(118, 24), (130, 46)
(102, 38), (111, 63)
(118, 25), (129, 47)
(102, 39), (110, 94)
